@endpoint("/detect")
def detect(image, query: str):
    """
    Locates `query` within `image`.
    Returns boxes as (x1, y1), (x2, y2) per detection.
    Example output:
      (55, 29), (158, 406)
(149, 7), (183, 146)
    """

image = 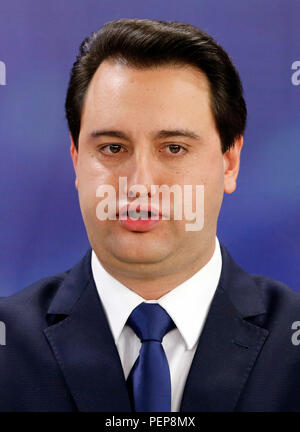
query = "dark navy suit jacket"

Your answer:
(1, 243), (300, 412)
